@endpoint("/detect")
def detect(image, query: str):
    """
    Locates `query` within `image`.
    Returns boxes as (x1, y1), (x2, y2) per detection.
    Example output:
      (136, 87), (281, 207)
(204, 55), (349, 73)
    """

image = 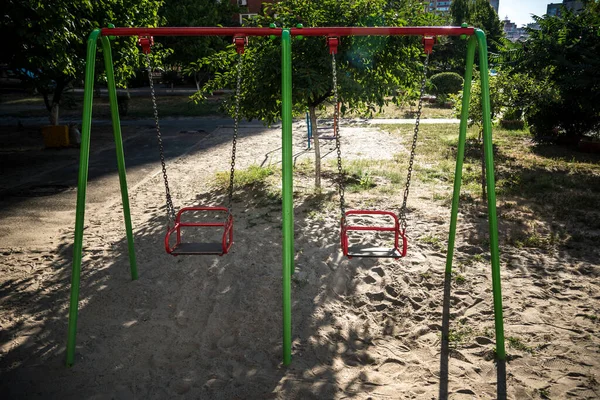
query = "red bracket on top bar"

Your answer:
(138, 36), (153, 54)
(234, 36), (248, 54)
(327, 36), (339, 55)
(422, 36), (436, 54)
